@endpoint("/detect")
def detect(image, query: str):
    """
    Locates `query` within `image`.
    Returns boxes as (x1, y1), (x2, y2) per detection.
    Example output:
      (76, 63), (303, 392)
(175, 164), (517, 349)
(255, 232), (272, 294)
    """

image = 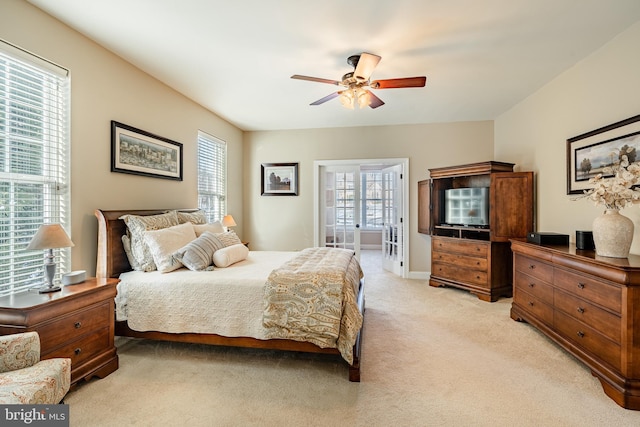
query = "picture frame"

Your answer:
(566, 114), (640, 195)
(261, 163), (298, 196)
(111, 121), (183, 181)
